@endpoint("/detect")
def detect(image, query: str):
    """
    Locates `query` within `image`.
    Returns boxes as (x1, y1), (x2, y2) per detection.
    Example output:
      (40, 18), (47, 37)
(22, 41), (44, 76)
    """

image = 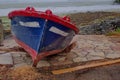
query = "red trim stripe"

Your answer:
(13, 36), (37, 60)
